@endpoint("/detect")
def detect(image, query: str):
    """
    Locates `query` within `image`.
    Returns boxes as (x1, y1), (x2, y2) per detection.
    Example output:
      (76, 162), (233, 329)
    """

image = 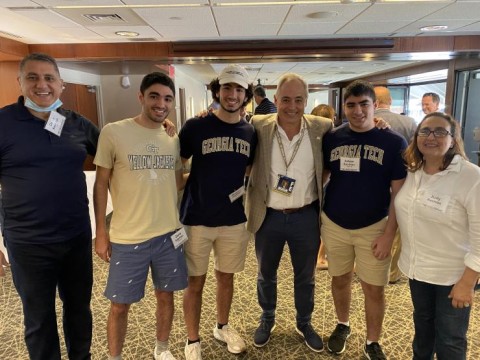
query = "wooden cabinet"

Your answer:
(0, 61), (21, 106)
